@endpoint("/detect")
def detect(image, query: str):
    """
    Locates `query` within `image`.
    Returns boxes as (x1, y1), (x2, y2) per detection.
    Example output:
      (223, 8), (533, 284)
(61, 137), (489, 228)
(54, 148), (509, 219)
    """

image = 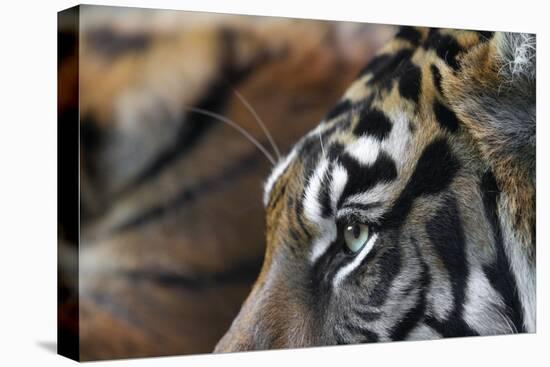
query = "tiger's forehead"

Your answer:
(263, 94), (420, 216)
(263, 27), (492, 212)
(263, 81), (424, 212)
